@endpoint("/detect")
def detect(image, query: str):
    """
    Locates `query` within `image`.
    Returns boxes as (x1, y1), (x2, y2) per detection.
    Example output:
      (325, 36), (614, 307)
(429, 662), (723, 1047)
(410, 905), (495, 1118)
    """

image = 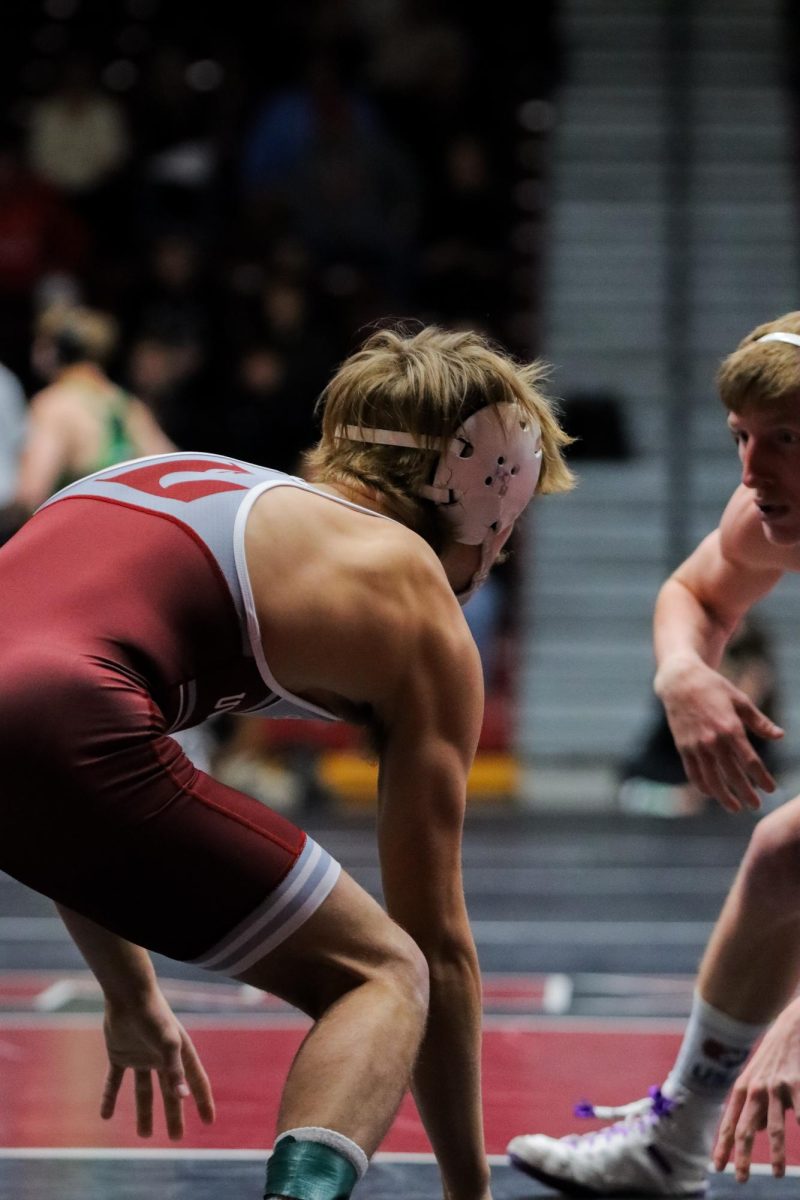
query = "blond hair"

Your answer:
(304, 323), (575, 546)
(717, 311), (800, 412)
(36, 304), (119, 366)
